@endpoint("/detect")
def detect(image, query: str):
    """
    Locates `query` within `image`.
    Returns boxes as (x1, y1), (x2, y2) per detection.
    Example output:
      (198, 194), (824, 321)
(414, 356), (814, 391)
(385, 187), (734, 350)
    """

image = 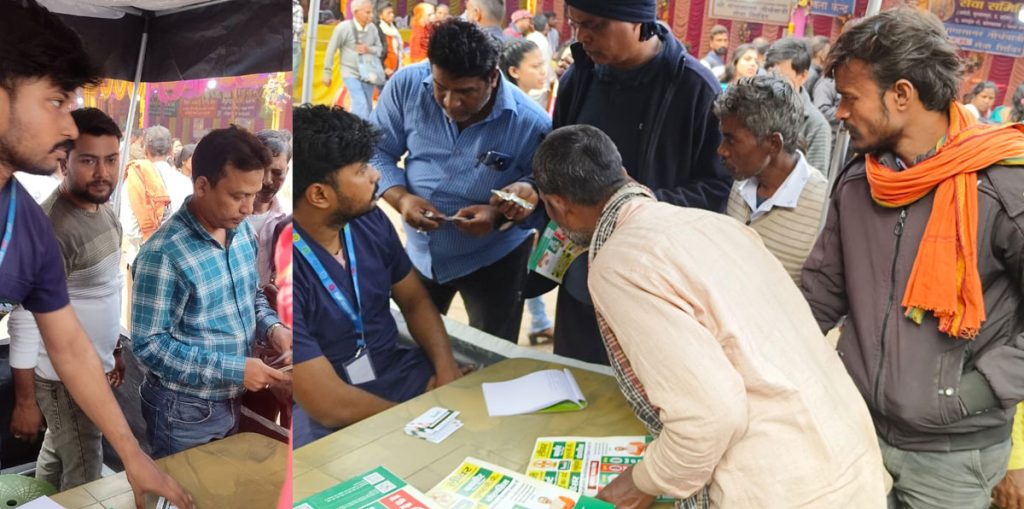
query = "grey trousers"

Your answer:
(881, 436), (1011, 509)
(34, 377), (103, 491)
